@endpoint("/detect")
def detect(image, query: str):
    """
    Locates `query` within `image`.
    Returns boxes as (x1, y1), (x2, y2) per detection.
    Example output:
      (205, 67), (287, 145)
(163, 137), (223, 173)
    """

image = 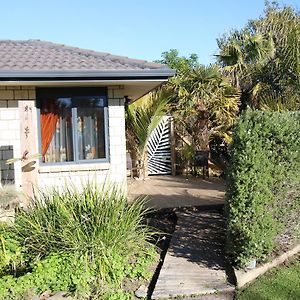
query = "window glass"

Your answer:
(38, 89), (107, 164)
(77, 107), (106, 160)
